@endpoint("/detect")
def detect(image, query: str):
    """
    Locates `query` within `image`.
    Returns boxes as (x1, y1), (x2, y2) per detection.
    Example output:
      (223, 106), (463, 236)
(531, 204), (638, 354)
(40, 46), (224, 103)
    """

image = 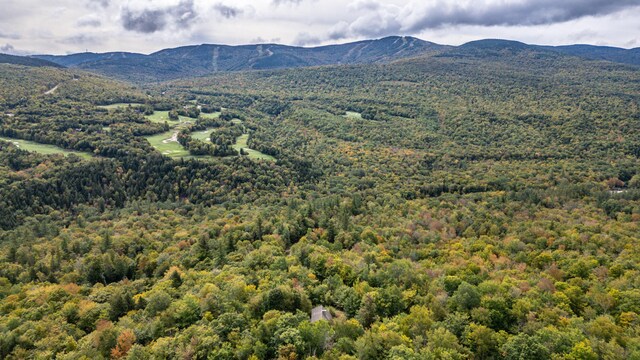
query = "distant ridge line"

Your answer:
(13, 36), (638, 82)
